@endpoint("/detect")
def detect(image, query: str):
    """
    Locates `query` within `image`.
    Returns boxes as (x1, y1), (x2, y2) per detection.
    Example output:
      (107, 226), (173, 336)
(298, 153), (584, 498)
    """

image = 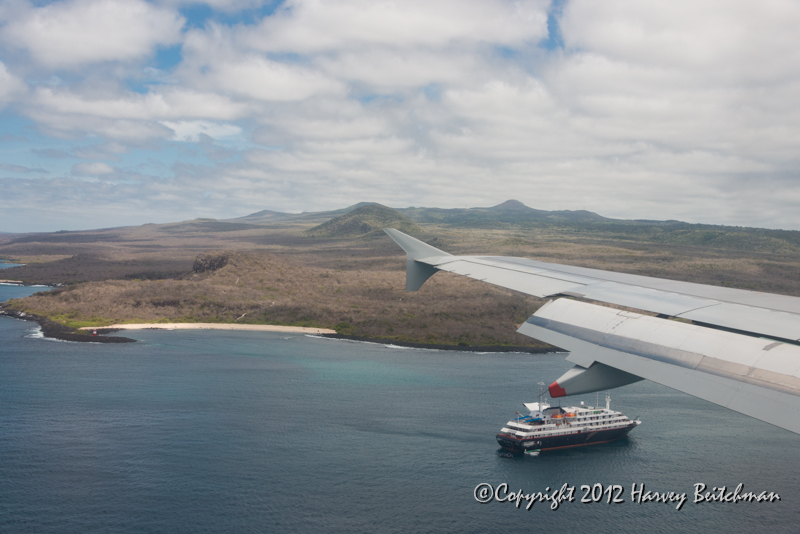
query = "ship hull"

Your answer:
(496, 423), (637, 452)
